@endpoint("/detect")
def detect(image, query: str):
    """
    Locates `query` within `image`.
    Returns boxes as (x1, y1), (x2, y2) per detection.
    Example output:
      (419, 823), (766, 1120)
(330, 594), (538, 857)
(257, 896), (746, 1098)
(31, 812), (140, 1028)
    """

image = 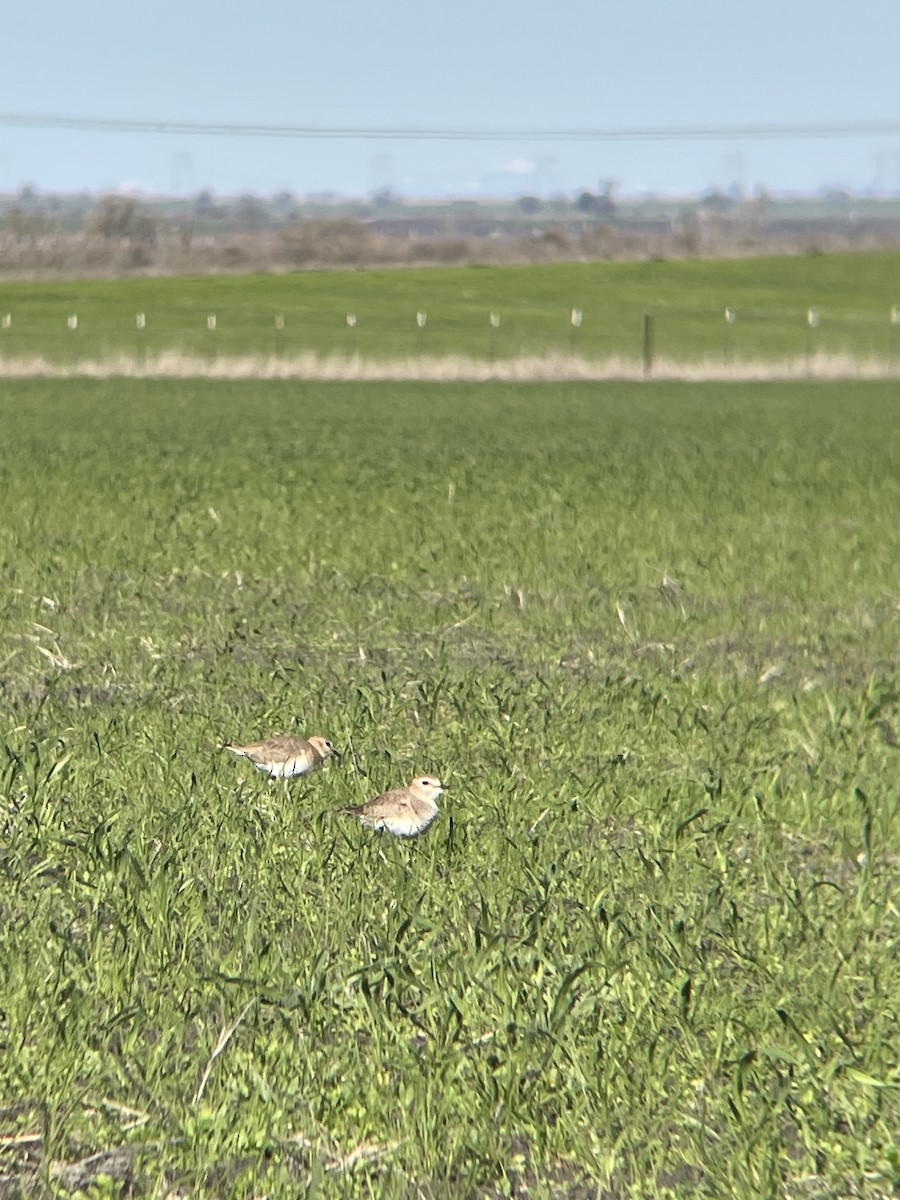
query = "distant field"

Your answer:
(0, 378), (897, 1198)
(1, 252), (899, 370)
